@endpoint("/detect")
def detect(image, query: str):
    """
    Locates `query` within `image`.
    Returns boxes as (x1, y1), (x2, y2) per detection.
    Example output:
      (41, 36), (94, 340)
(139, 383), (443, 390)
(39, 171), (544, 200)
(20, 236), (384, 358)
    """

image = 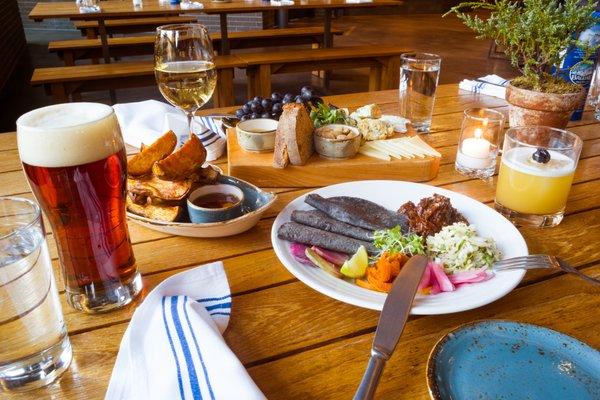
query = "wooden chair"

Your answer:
(238, 45), (405, 98)
(49, 27), (345, 66)
(30, 56), (246, 107)
(73, 16), (199, 39)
